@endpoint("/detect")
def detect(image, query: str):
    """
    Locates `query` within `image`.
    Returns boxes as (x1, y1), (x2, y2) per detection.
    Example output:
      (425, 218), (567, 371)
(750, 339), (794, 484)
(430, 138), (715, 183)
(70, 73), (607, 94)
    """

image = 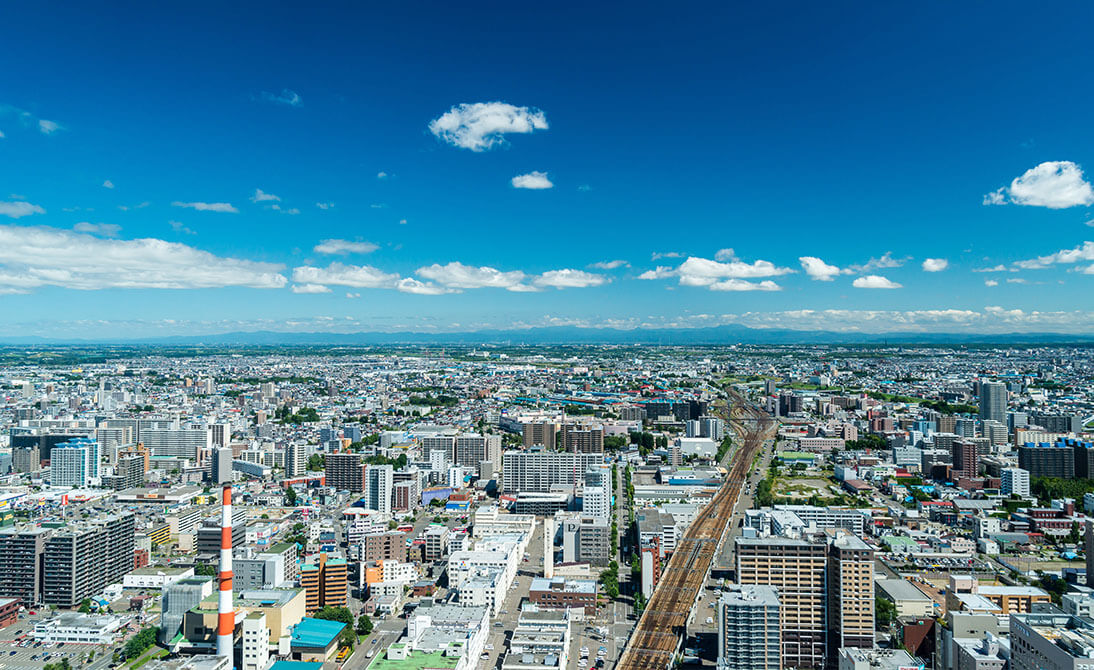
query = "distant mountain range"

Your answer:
(1, 325), (1093, 346)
